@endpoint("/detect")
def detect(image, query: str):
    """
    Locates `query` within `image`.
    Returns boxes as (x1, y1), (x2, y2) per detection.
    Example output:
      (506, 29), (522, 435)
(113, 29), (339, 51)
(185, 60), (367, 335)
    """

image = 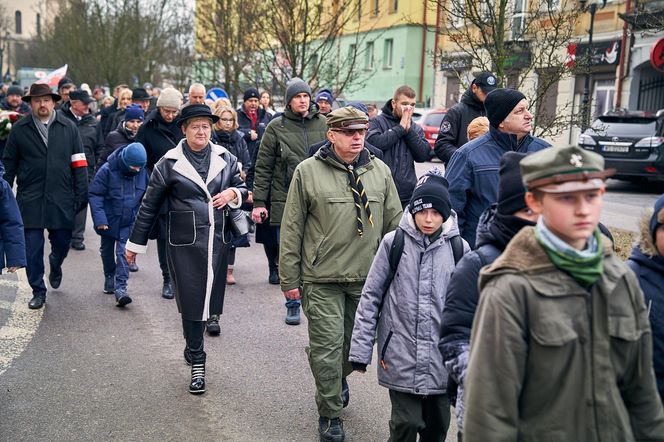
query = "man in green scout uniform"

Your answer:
(279, 106), (402, 441)
(463, 145), (664, 441)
